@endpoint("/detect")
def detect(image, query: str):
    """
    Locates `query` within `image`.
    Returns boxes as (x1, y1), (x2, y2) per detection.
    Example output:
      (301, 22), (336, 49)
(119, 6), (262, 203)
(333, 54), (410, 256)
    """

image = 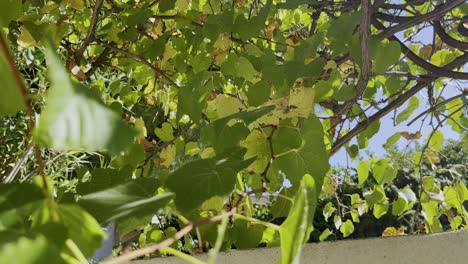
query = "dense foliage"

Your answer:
(1, 0), (467, 263)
